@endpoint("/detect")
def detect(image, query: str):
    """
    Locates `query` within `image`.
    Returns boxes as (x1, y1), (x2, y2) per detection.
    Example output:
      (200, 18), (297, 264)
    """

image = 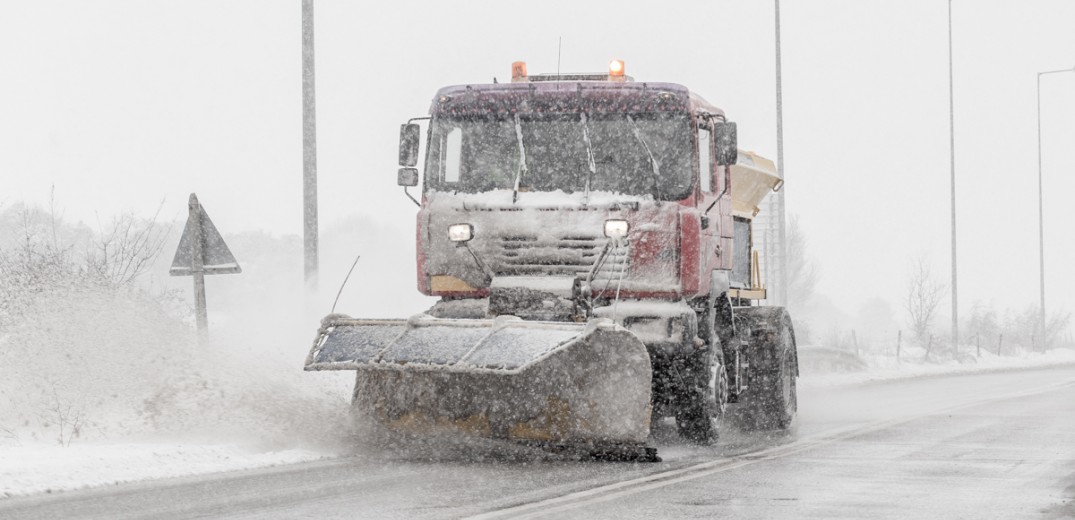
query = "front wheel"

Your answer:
(675, 347), (729, 444)
(675, 293), (731, 444)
